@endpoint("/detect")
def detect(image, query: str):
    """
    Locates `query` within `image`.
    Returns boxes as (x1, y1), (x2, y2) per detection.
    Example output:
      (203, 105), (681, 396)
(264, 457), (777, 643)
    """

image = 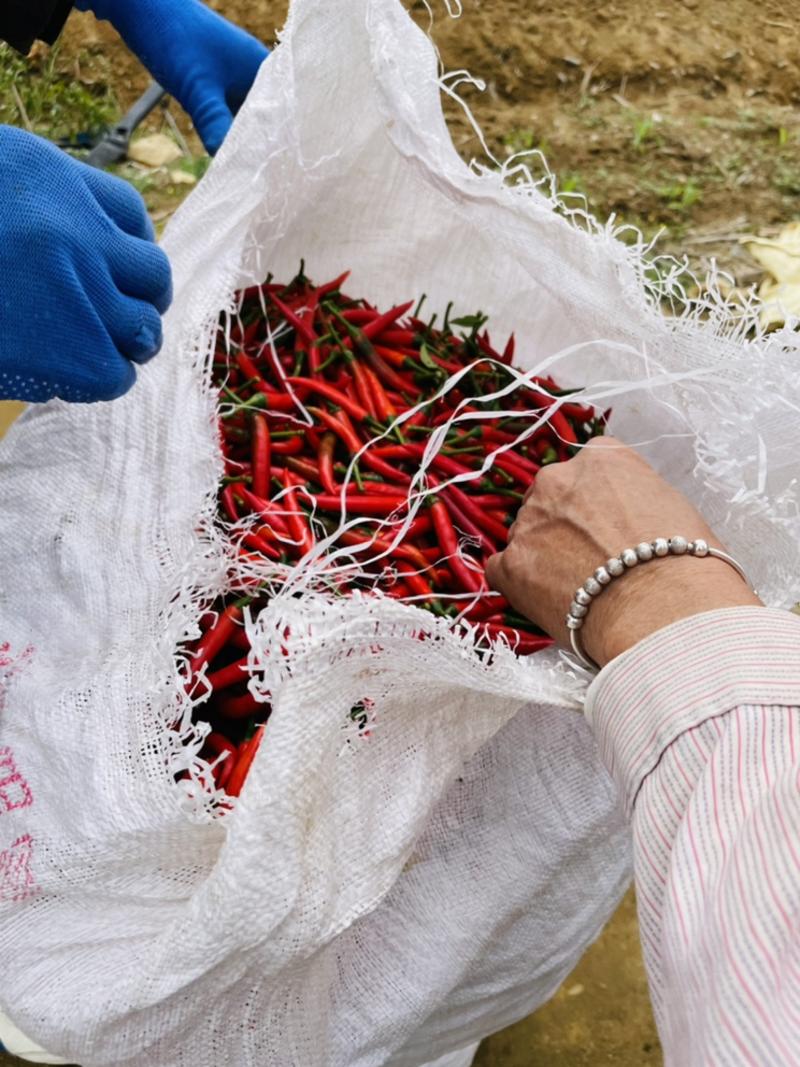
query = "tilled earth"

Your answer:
(55, 0), (800, 283)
